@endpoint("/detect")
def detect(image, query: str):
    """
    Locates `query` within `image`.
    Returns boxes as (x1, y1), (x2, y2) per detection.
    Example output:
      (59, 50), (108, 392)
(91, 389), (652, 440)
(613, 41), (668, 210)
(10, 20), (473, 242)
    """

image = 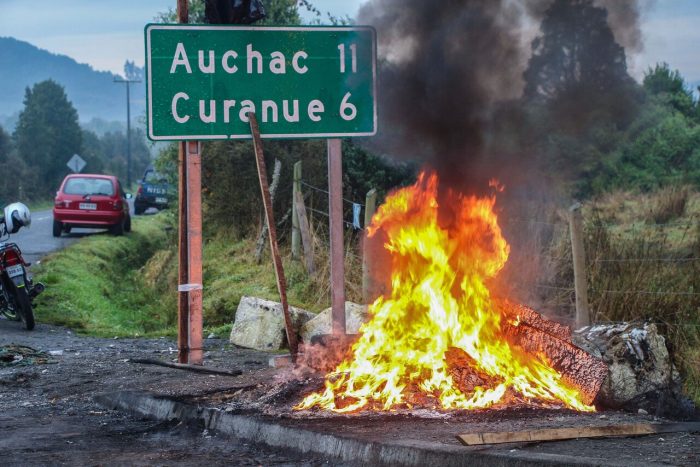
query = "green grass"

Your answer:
(29, 214), (337, 339)
(580, 189), (700, 405)
(33, 214), (177, 337)
(201, 231), (329, 326)
(28, 199), (55, 212)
